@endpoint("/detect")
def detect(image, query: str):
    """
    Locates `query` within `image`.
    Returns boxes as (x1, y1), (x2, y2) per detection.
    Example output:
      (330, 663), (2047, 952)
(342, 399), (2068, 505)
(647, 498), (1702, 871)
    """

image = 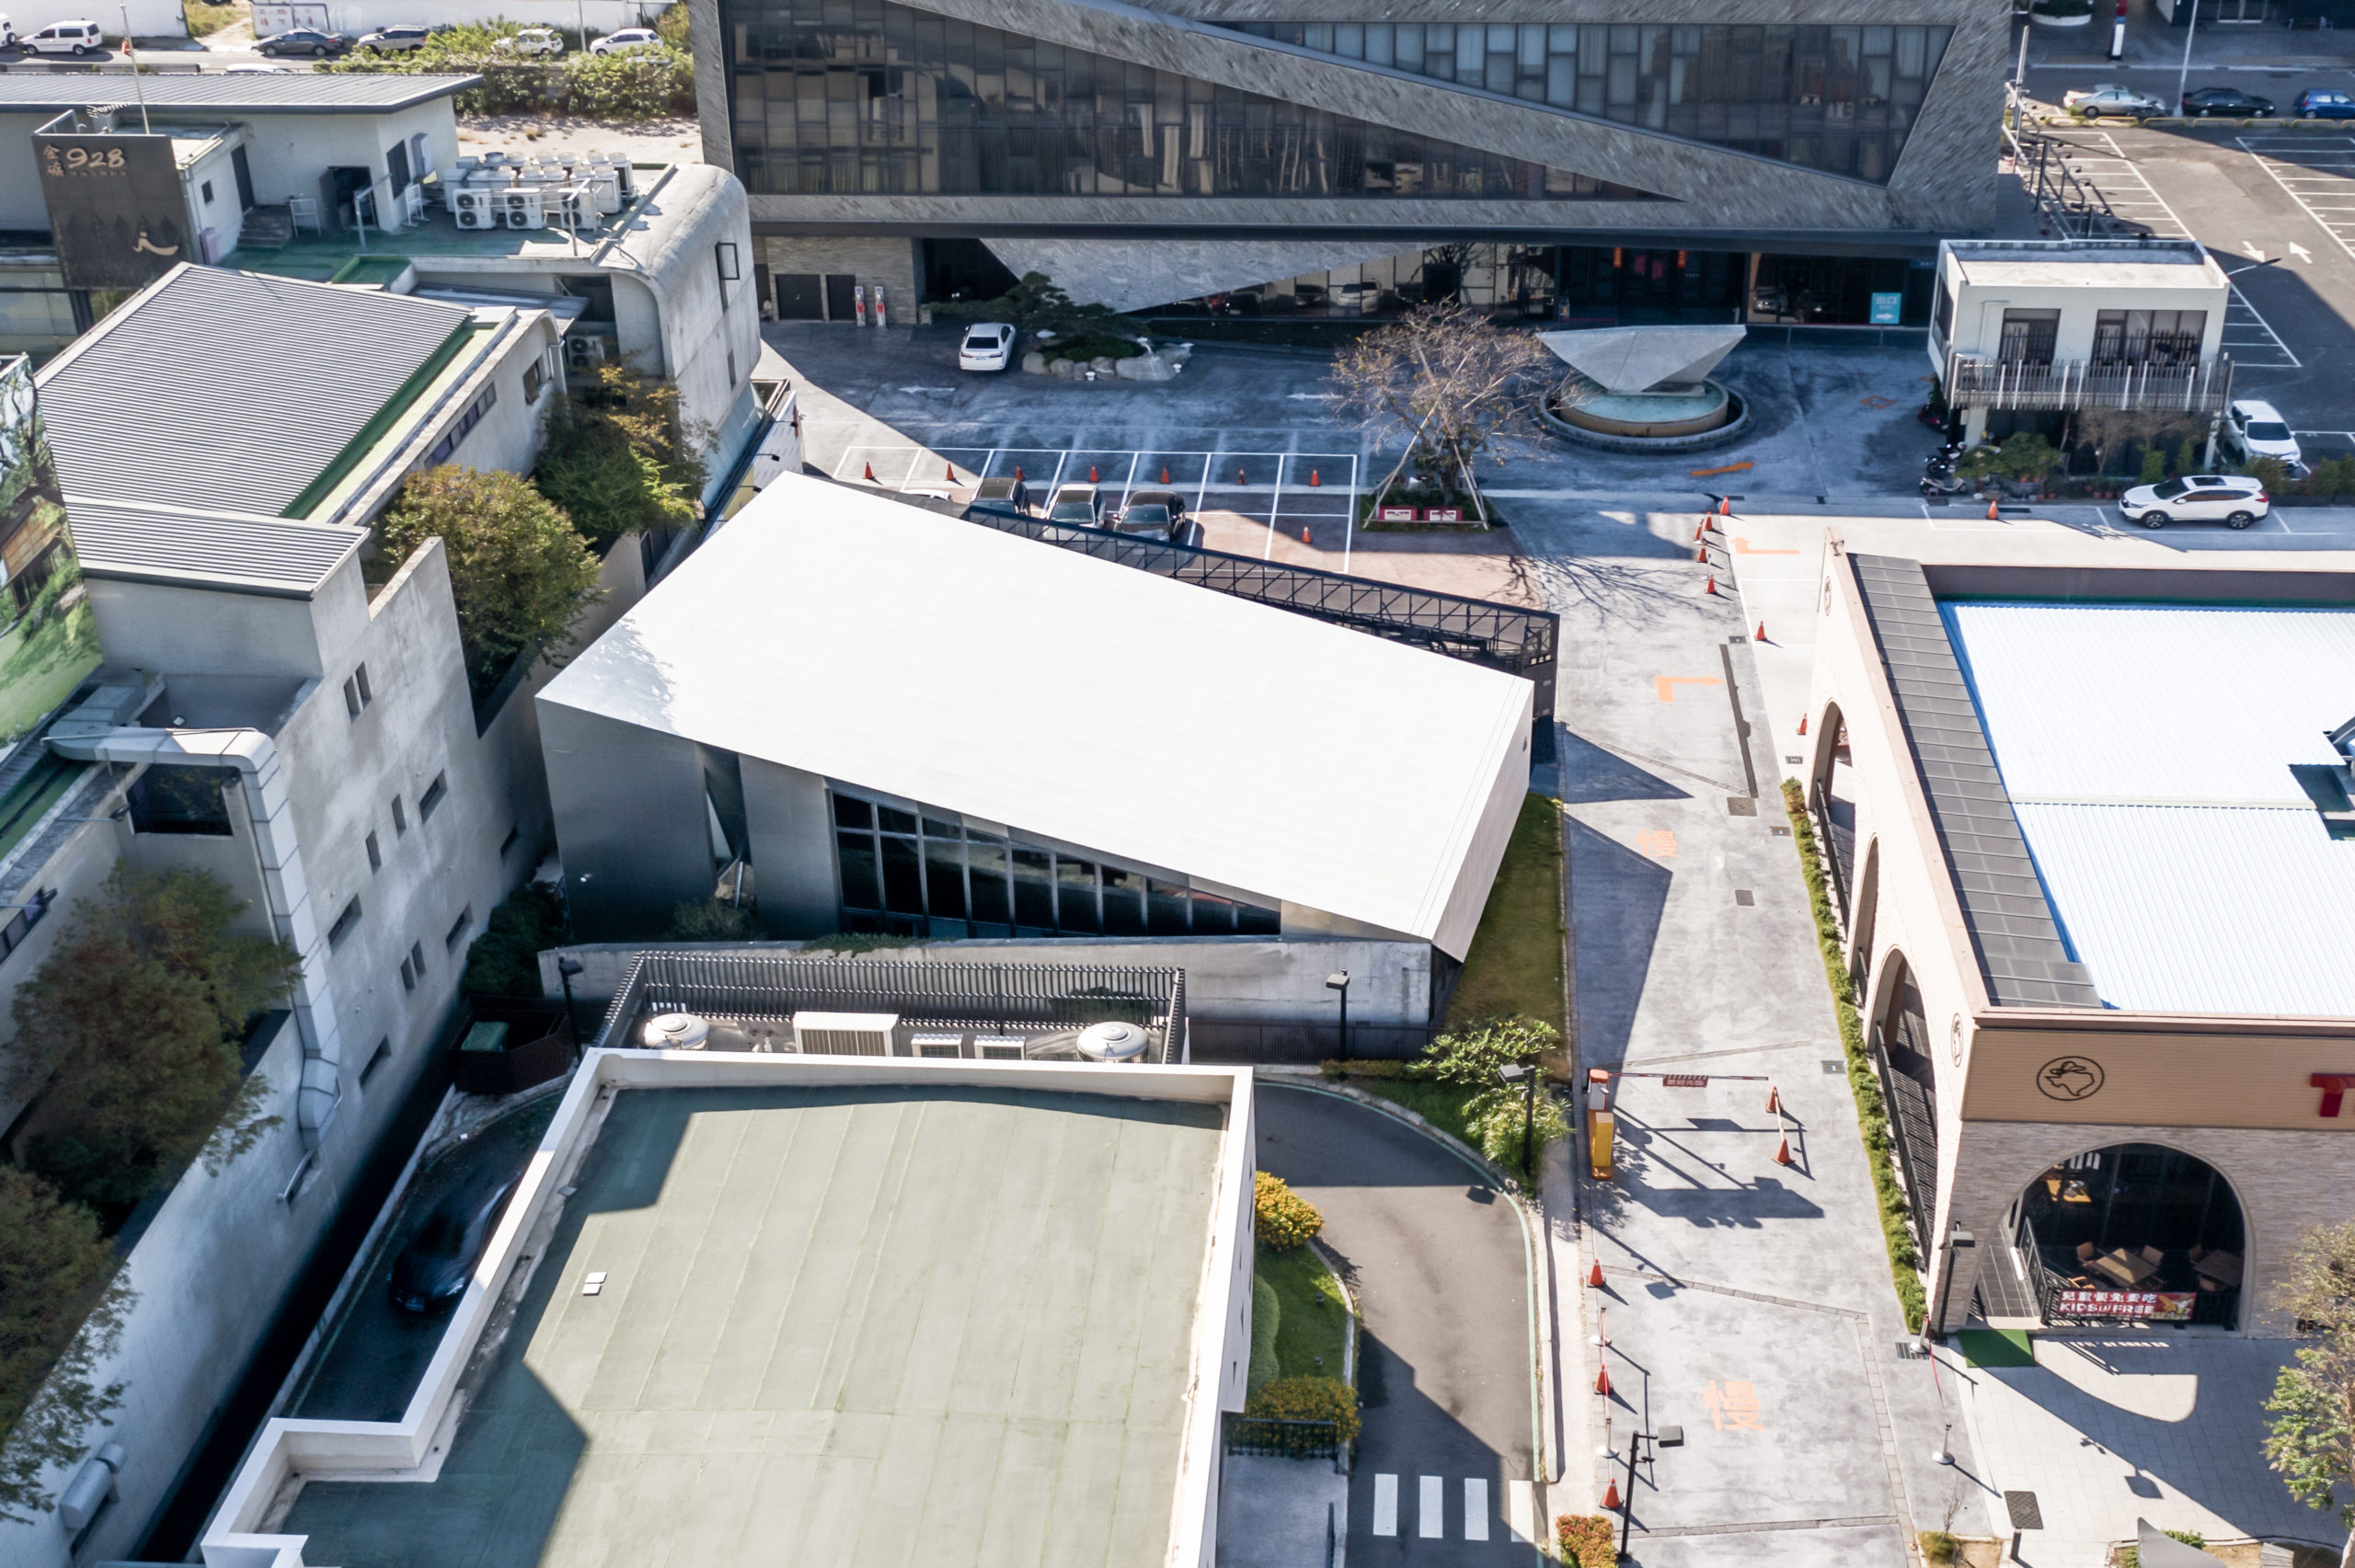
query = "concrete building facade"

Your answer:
(1802, 547), (2355, 1339)
(691, 0), (2006, 324)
